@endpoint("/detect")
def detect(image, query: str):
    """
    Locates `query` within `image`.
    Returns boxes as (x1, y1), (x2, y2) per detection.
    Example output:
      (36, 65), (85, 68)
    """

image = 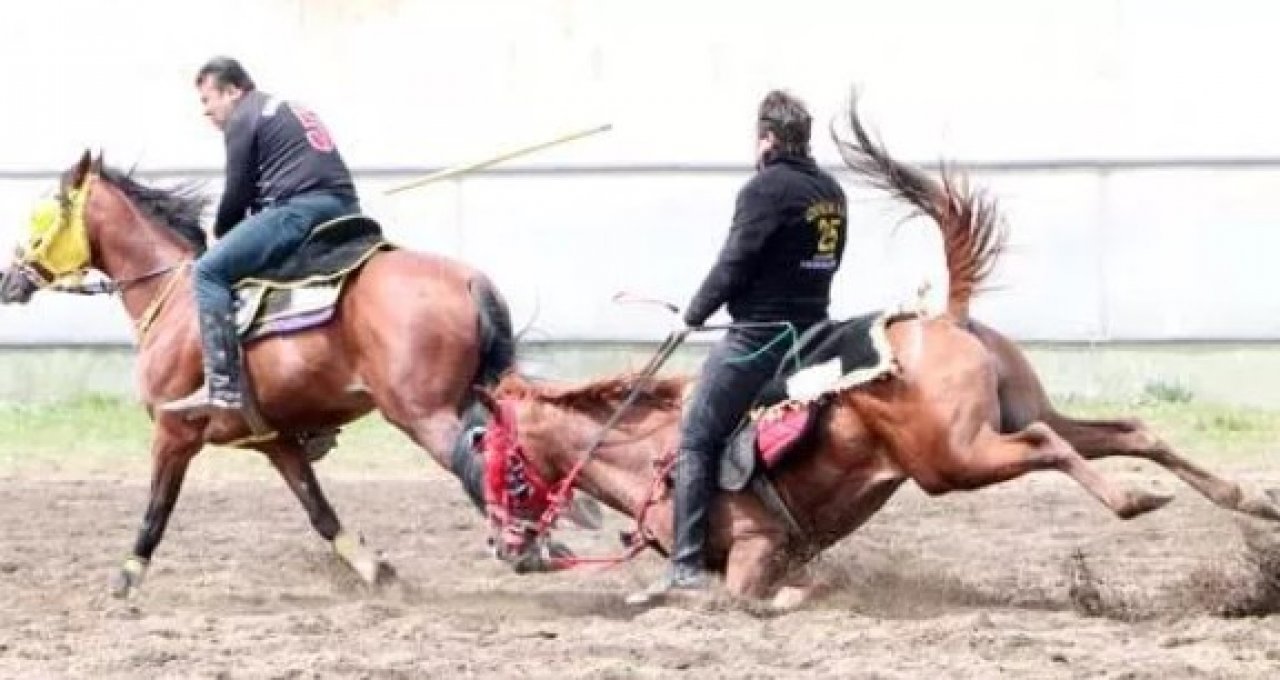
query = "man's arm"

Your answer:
(683, 182), (779, 326)
(212, 111), (256, 238)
